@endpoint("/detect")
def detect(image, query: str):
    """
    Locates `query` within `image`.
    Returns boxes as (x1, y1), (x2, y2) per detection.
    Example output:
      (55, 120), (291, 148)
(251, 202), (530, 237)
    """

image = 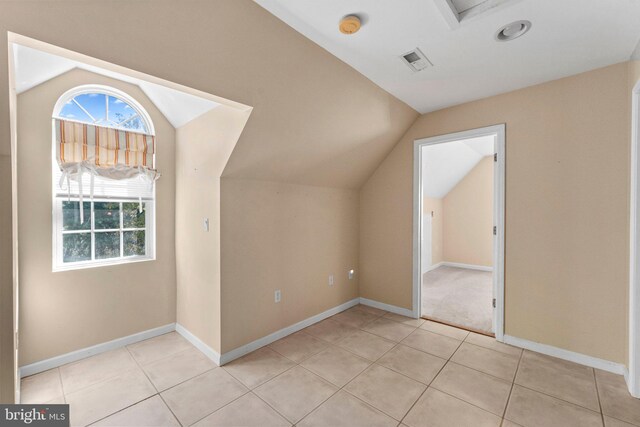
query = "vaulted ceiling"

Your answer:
(0, 0), (418, 189)
(422, 135), (494, 199)
(254, 0), (640, 113)
(12, 44), (220, 129)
